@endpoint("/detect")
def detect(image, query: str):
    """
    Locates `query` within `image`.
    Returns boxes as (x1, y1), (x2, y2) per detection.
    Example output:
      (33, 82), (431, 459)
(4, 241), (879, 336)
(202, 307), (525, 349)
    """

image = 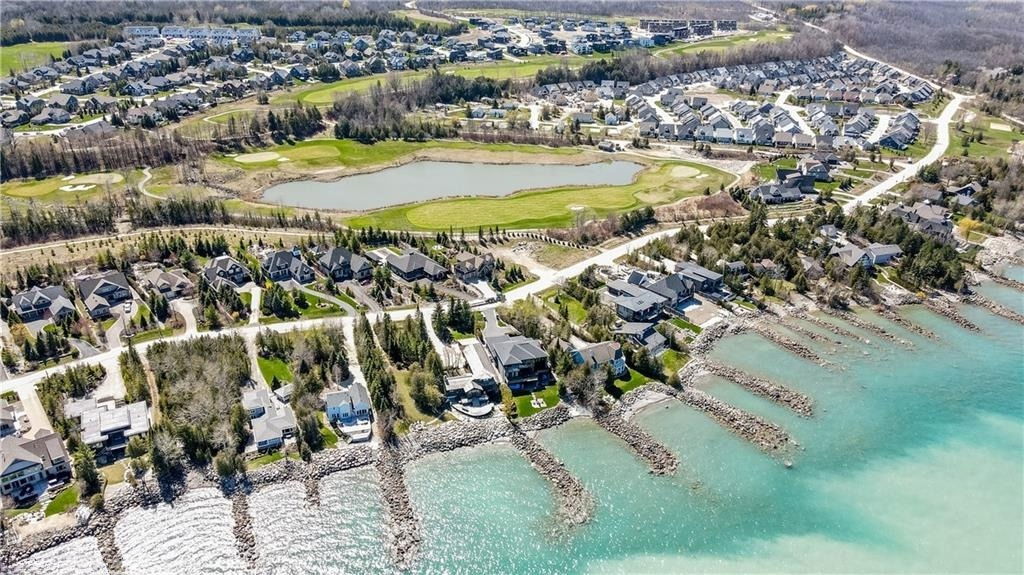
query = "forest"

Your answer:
(419, 0), (751, 20)
(1, 0), (410, 45)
